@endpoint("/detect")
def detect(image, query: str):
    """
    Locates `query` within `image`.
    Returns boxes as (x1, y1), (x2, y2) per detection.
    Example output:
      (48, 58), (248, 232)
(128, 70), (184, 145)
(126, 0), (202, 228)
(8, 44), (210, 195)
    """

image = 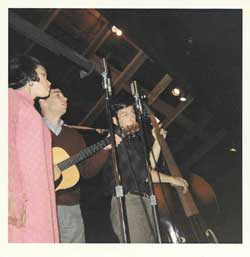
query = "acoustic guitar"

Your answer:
(53, 137), (110, 191)
(53, 125), (139, 191)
